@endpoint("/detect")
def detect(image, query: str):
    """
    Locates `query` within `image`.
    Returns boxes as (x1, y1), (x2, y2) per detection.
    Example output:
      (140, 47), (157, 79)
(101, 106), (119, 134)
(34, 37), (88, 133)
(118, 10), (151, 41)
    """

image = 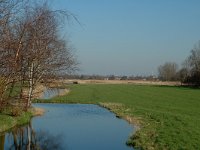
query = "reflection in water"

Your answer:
(41, 88), (66, 99)
(0, 135), (5, 150)
(1, 104), (134, 150)
(2, 122), (65, 150)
